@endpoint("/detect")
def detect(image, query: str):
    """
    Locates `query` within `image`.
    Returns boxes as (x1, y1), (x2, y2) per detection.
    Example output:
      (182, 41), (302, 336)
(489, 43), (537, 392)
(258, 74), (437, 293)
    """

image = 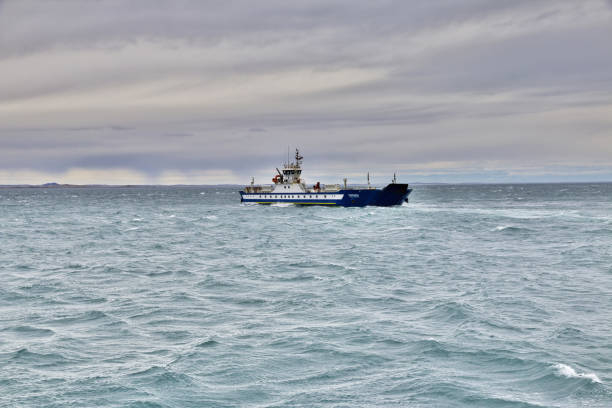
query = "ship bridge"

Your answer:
(281, 165), (302, 184)
(269, 149), (306, 193)
(277, 149), (303, 185)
